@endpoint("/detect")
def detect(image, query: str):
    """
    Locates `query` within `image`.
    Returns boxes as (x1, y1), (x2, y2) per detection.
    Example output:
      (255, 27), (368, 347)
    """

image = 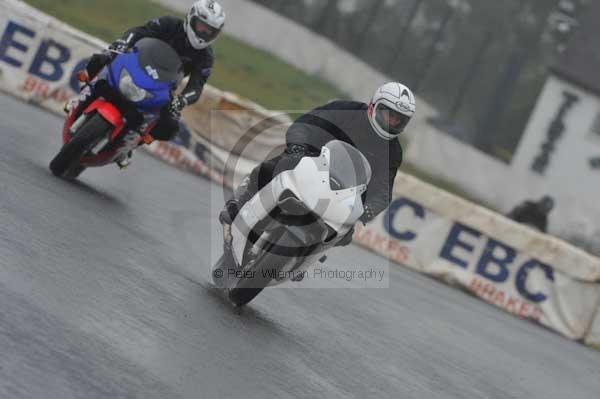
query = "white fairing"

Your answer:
(229, 141), (371, 274)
